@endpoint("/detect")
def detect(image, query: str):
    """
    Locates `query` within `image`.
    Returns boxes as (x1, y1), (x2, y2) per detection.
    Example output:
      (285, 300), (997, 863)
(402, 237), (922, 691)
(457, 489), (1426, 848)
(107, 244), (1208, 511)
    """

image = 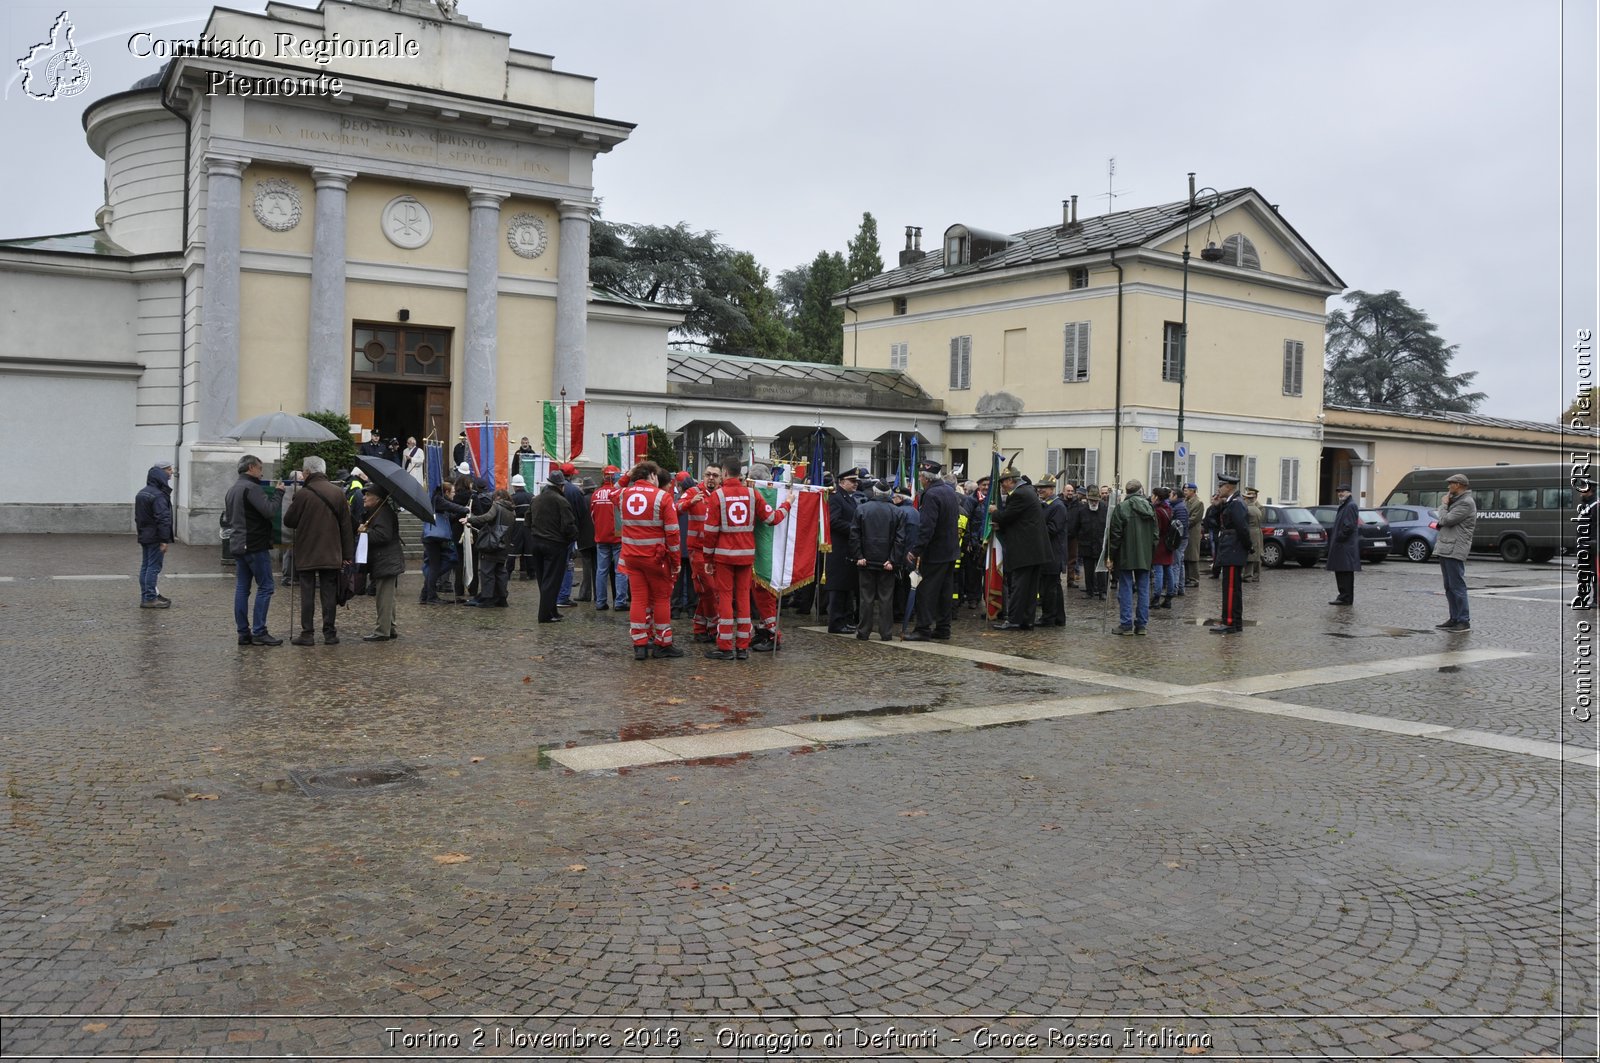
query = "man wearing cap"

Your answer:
(452, 431), (470, 469)
(1325, 484), (1361, 605)
(556, 463), (588, 606)
(906, 460), (959, 641)
(1181, 484), (1204, 587)
(1574, 476), (1598, 610)
(1435, 473), (1478, 631)
(358, 483), (405, 641)
(1241, 487), (1265, 582)
(826, 468), (863, 634)
(1106, 479), (1156, 634)
(892, 480), (922, 623)
(507, 473), (535, 581)
(989, 469), (1049, 631)
(1204, 473), (1250, 634)
(1037, 475), (1069, 626)
(224, 455), (280, 644)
